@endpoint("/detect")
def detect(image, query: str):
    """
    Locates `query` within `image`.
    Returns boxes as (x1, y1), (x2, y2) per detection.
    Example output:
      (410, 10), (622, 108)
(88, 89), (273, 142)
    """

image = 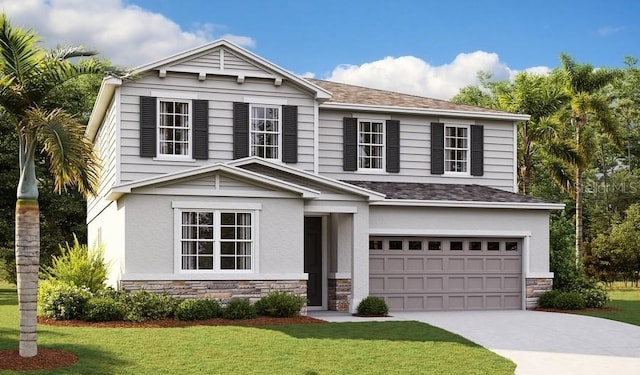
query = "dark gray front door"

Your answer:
(304, 217), (323, 307)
